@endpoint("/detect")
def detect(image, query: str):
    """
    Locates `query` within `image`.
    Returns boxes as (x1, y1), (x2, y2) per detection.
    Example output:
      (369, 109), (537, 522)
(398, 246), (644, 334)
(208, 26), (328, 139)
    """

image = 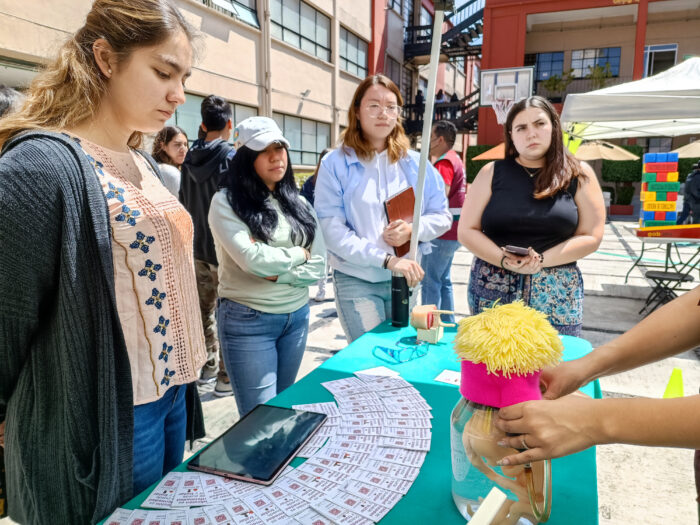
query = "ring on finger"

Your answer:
(520, 436), (530, 450)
